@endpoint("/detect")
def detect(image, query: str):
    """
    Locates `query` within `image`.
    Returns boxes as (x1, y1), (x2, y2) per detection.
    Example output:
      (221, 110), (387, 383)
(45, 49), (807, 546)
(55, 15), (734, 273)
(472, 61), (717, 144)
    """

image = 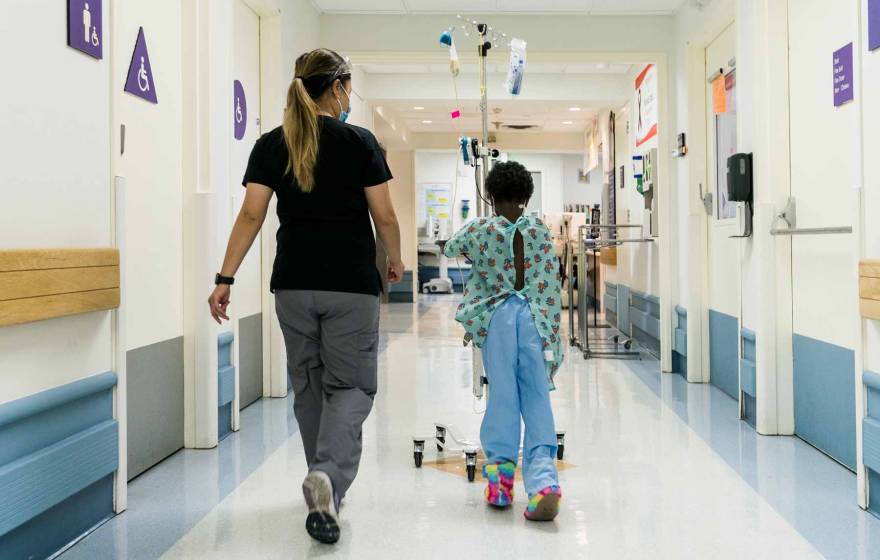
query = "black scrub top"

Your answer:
(242, 117), (393, 296)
